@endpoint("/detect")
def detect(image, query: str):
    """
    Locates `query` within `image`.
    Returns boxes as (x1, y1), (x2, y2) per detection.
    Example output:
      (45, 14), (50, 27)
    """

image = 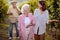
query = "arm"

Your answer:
(26, 13), (35, 28)
(15, 7), (21, 15)
(49, 20), (60, 23)
(46, 10), (57, 23)
(7, 13), (13, 15)
(30, 13), (36, 26)
(7, 7), (13, 15)
(46, 11), (59, 23)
